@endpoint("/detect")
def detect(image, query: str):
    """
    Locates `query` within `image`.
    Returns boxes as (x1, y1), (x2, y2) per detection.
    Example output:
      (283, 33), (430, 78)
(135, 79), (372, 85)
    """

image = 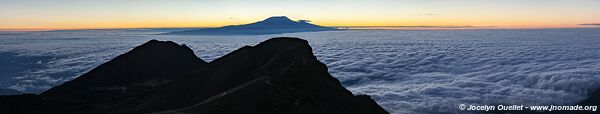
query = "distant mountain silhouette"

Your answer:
(165, 16), (336, 35)
(0, 38), (388, 114)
